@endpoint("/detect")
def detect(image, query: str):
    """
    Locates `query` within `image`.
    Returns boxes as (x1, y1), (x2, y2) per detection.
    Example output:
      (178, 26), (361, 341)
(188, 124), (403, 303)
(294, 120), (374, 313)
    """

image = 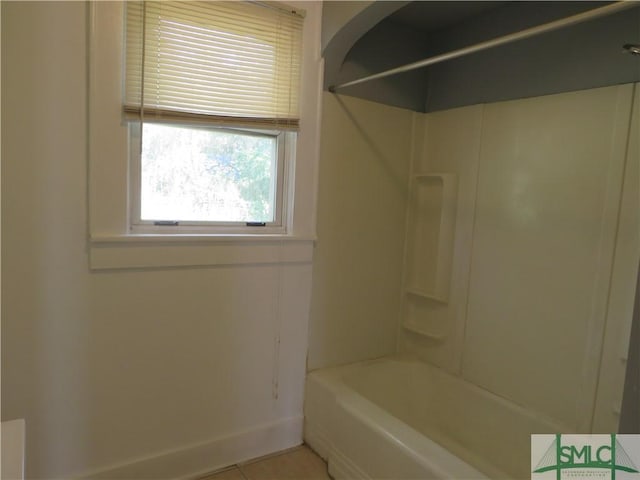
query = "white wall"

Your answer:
(399, 84), (639, 432)
(1, 2), (317, 478)
(307, 93), (412, 370)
